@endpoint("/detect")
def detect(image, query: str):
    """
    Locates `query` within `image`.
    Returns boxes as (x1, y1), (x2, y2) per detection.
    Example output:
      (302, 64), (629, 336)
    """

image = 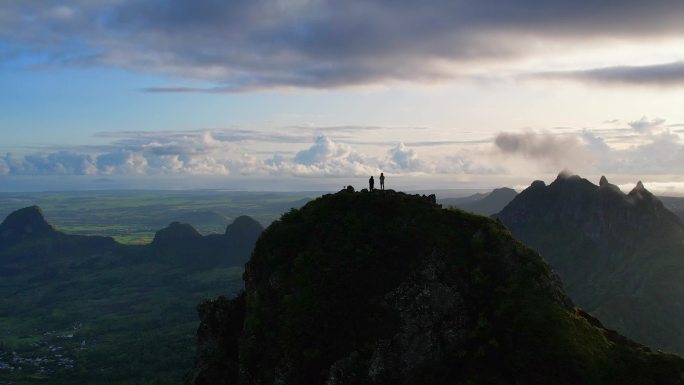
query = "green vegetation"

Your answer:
(0, 193), (301, 384)
(0, 239), (246, 385)
(190, 189), (684, 385)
